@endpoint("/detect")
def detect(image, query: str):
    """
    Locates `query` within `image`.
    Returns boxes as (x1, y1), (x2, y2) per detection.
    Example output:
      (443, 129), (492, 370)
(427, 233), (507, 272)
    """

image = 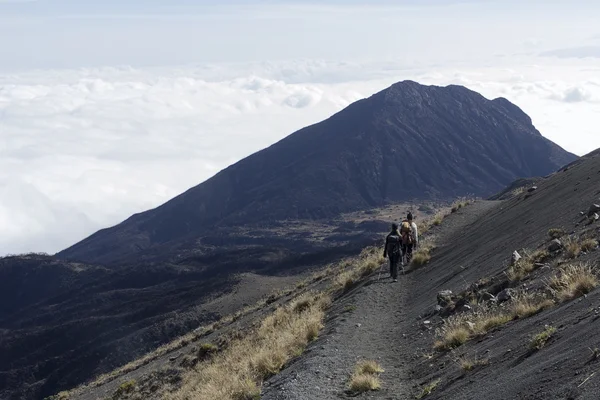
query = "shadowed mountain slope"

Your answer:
(59, 81), (576, 265)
